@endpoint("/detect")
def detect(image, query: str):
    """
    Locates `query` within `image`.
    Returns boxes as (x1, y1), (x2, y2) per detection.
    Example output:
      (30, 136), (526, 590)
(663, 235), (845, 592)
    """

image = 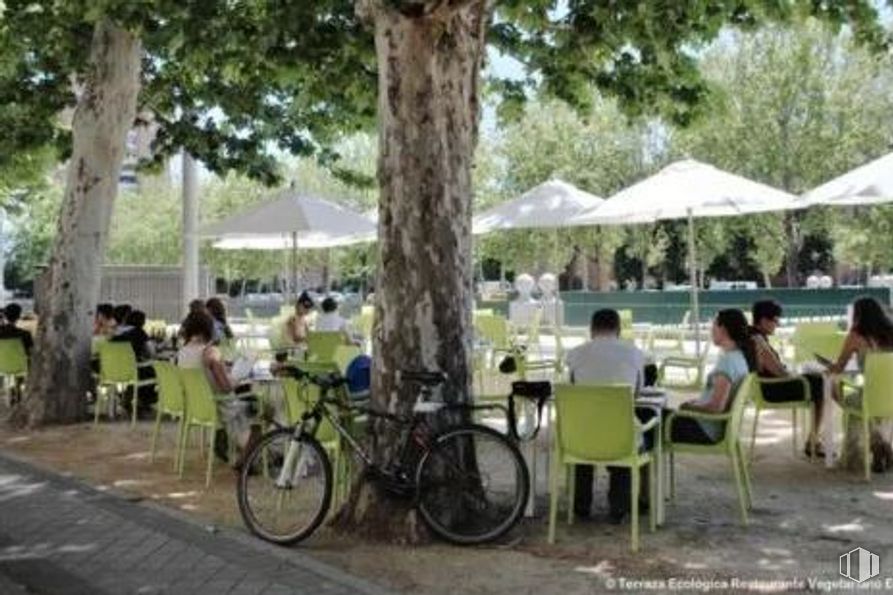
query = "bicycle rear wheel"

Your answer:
(237, 428), (332, 545)
(416, 423), (529, 544)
